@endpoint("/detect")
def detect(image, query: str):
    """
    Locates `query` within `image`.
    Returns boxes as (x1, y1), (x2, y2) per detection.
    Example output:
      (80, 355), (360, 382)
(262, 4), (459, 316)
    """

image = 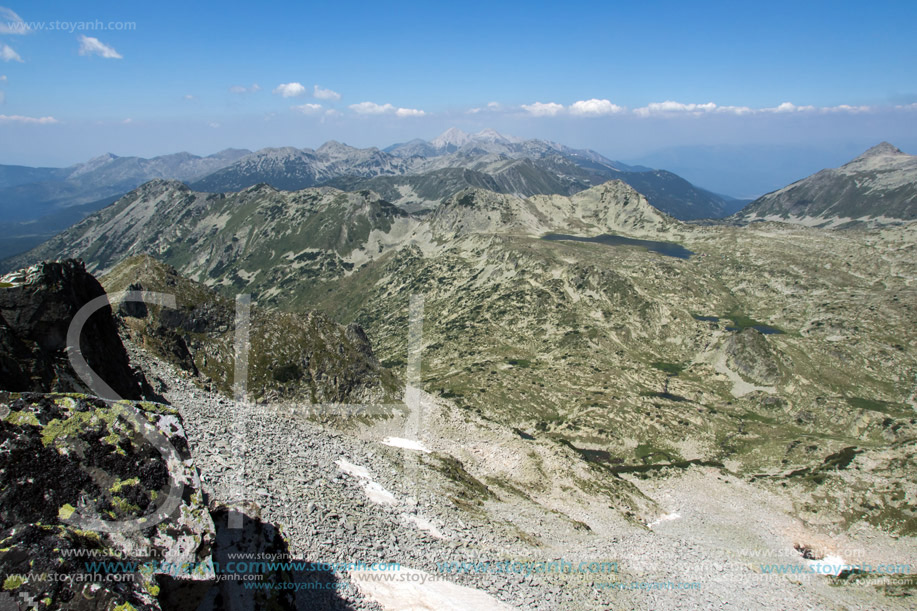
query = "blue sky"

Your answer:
(1, 0), (916, 192)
